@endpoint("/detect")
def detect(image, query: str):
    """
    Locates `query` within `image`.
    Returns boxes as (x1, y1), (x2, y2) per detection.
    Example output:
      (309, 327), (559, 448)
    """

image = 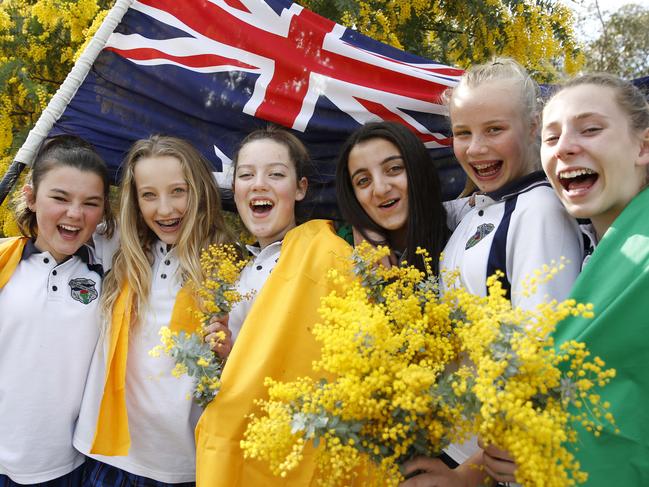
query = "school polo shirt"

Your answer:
(228, 241), (281, 340)
(442, 171), (583, 310)
(0, 242), (102, 483)
(74, 242), (199, 483)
